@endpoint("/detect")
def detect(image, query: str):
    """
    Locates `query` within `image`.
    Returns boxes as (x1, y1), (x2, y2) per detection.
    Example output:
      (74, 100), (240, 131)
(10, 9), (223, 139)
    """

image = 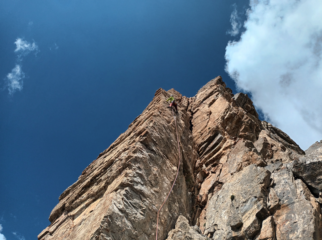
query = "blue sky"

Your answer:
(2, 0), (322, 239)
(0, 0), (250, 239)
